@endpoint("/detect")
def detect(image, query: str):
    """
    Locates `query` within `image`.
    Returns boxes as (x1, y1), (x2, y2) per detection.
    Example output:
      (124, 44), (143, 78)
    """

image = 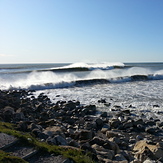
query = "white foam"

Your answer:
(33, 80), (163, 121)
